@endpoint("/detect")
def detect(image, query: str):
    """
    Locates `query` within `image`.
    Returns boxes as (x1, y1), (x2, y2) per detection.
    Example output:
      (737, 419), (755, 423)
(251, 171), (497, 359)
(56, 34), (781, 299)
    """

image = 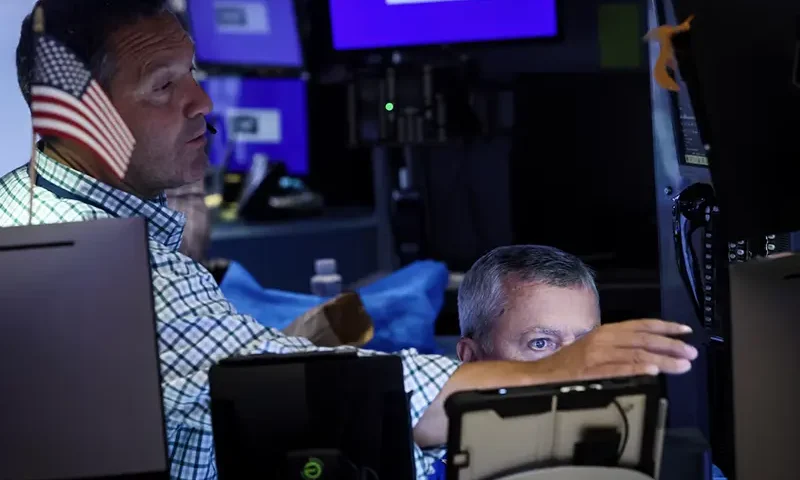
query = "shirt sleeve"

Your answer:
(152, 256), (459, 479)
